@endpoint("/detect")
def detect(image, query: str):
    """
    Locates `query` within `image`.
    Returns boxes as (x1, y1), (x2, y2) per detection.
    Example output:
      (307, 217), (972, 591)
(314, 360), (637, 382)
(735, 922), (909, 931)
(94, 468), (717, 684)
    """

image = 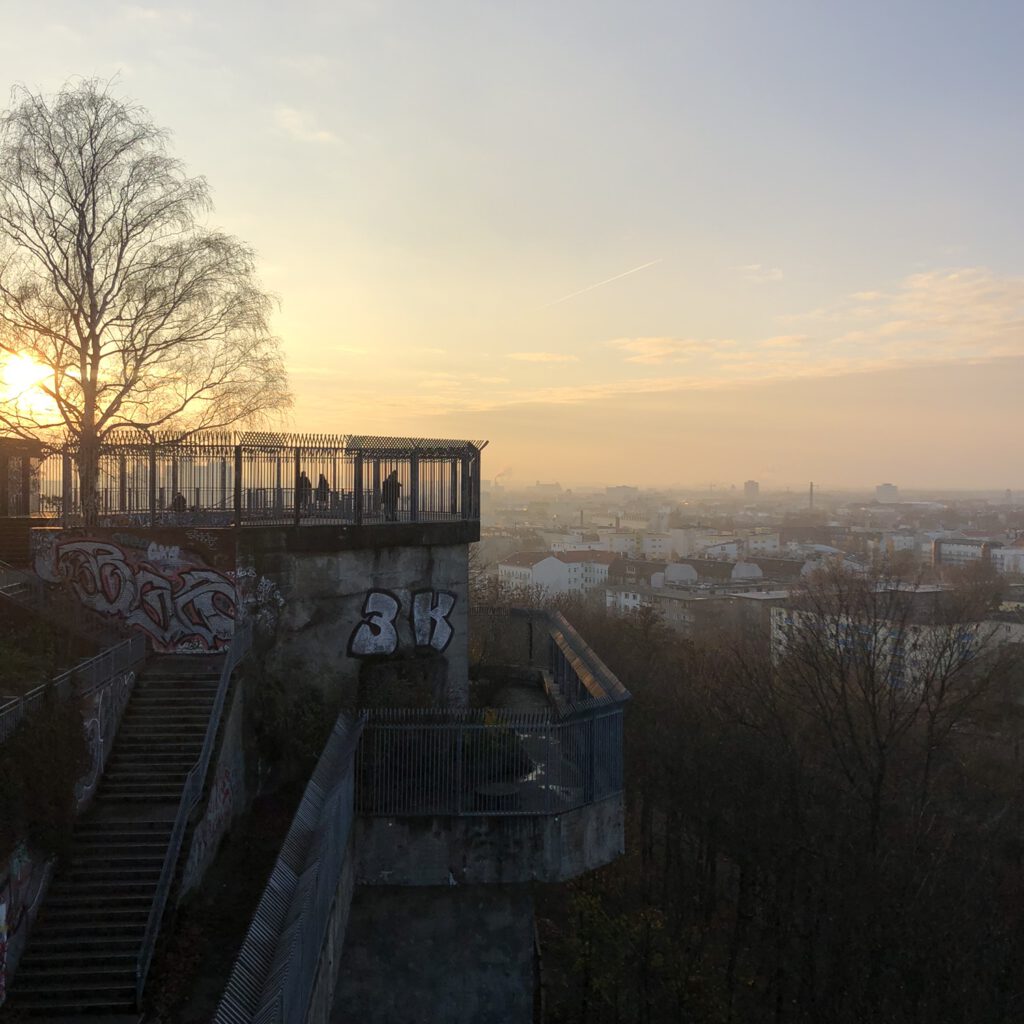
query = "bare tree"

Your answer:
(0, 79), (291, 519)
(769, 561), (1009, 852)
